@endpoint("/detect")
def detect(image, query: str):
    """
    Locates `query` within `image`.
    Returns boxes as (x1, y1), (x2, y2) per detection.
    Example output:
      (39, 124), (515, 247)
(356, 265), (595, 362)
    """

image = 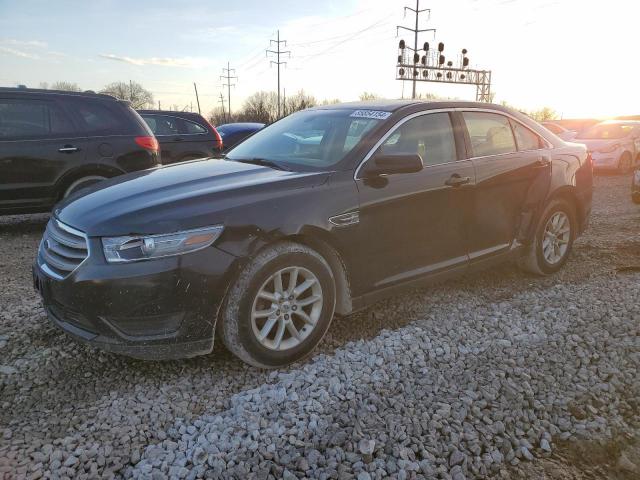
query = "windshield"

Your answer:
(577, 123), (634, 140)
(225, 109), (384, 171)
